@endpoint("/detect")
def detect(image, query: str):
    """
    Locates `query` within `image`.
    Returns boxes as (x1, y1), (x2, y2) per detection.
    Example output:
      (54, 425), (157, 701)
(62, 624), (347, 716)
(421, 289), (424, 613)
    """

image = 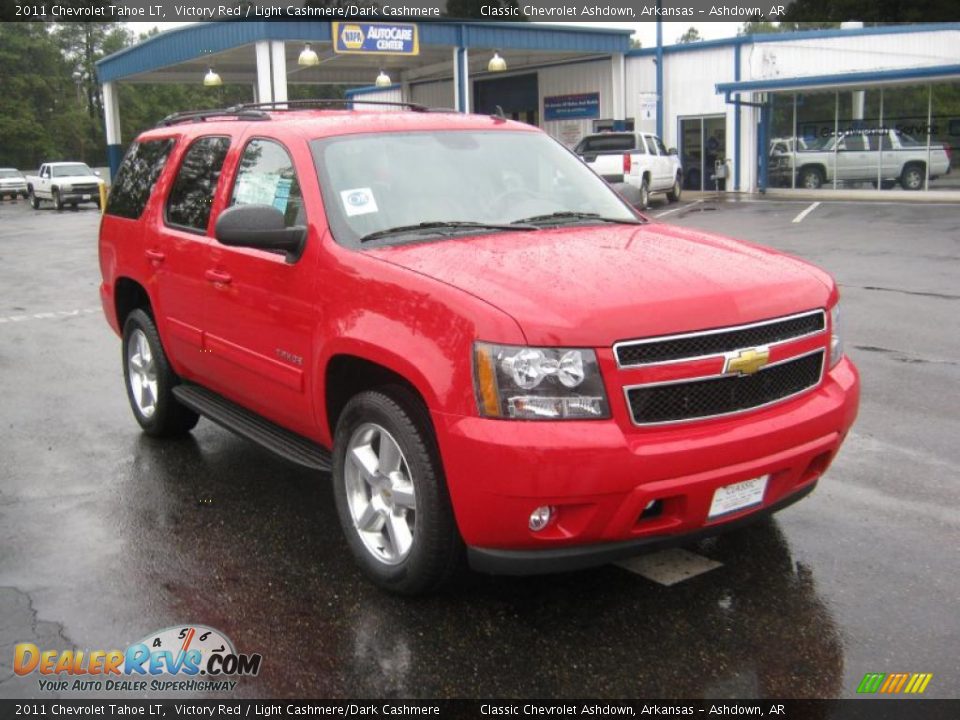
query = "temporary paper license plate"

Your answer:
(708, 475), (768, 519)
